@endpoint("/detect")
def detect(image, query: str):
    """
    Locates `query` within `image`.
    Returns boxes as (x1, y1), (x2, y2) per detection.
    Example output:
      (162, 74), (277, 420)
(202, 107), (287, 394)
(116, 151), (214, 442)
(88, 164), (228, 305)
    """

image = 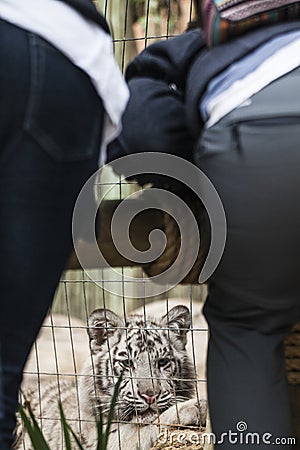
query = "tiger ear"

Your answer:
(88, 309), (124, 348)
(161, 305), (191, 345)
